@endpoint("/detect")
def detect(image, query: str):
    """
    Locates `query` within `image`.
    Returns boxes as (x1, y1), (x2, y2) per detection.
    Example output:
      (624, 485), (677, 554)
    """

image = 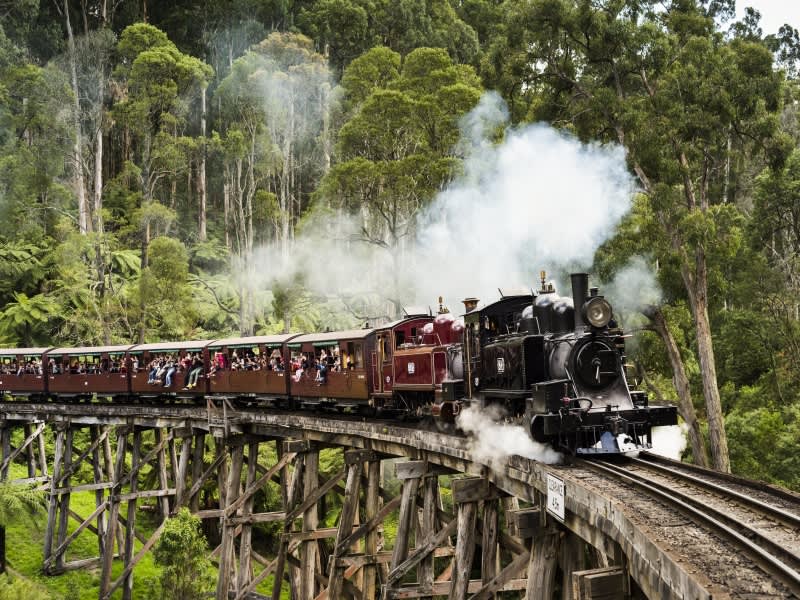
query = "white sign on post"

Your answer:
(546, 473), (565, 522)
